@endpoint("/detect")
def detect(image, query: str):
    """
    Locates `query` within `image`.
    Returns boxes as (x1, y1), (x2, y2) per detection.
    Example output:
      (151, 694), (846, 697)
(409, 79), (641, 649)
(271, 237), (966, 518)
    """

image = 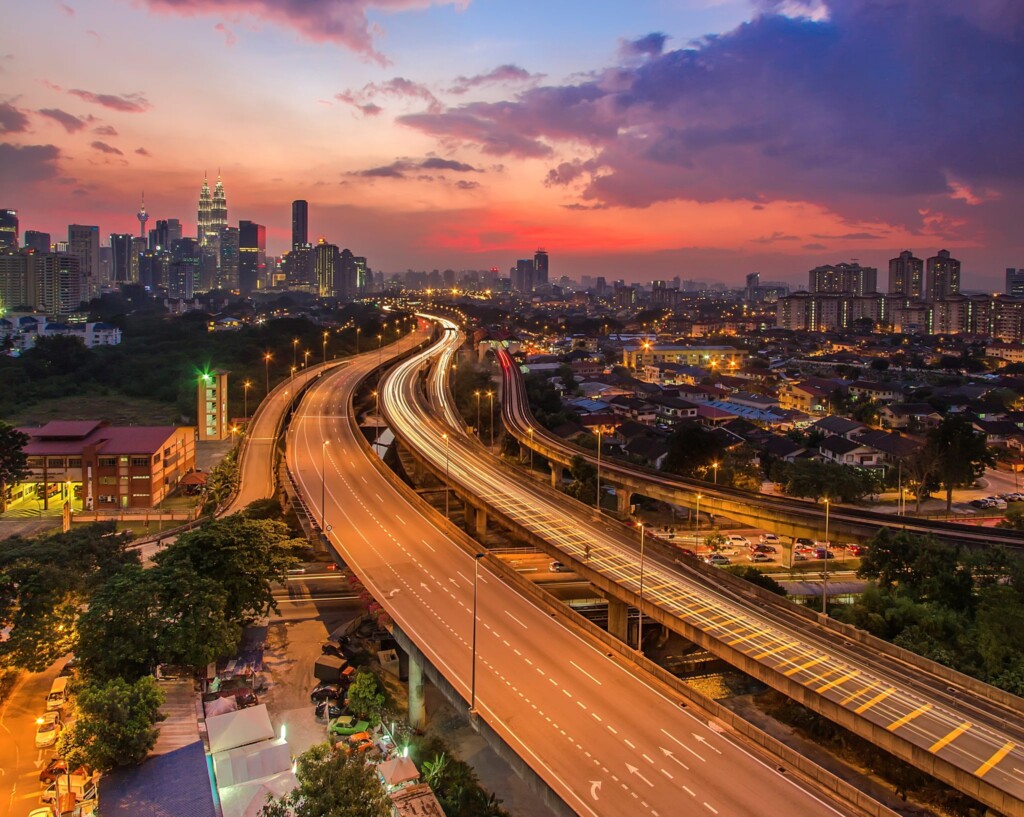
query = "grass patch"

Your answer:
(3, 394), (181, 426)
